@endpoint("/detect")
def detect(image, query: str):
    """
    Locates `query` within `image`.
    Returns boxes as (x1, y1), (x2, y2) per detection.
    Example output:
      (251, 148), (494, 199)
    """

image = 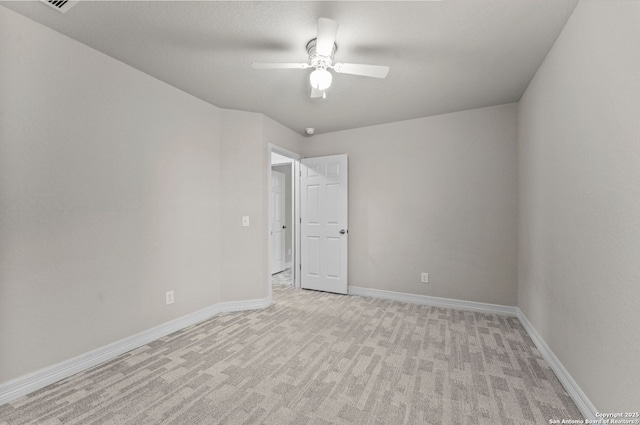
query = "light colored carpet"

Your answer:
(271, 268), (293, 287)
(0, 286), (582, 424)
